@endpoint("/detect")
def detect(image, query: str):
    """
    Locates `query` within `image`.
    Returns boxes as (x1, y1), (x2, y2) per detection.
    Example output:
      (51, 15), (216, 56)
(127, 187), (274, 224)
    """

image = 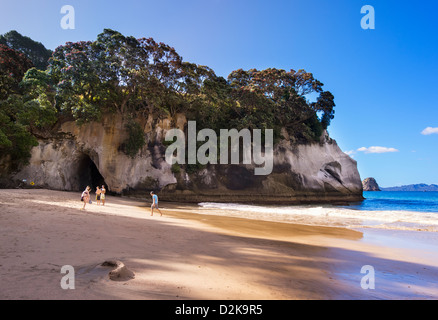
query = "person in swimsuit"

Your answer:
(96, 186), (101, 205)
(81, 186), (91, 210)
(101, 185), (106, 206)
